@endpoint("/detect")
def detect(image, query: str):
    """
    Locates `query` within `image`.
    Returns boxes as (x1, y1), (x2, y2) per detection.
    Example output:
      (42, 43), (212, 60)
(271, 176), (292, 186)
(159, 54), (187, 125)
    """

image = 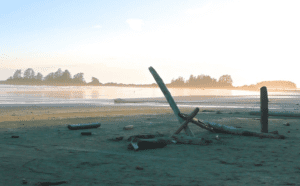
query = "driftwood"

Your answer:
(128, 134), (212, 150)
(174, 108), (199, 135)
(149, 66), (194, 137)
(179, 113), (285, 139)
(128, 138), (169, 150)
(148, 66), (285, 140)
(172, 135), (212, 145)
(35, 181), (67, 186)
(67, 123), (101, 130)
